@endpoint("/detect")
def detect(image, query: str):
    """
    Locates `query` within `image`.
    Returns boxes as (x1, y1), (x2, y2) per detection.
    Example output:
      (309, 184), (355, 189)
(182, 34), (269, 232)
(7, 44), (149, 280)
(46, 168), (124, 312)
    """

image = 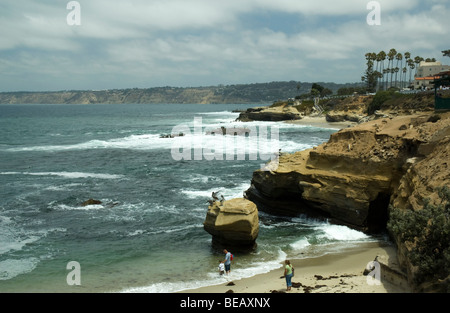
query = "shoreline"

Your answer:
(178, 115), (409, 294)
(178, 241), (411, 293)
(284, 115), (357, 130)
